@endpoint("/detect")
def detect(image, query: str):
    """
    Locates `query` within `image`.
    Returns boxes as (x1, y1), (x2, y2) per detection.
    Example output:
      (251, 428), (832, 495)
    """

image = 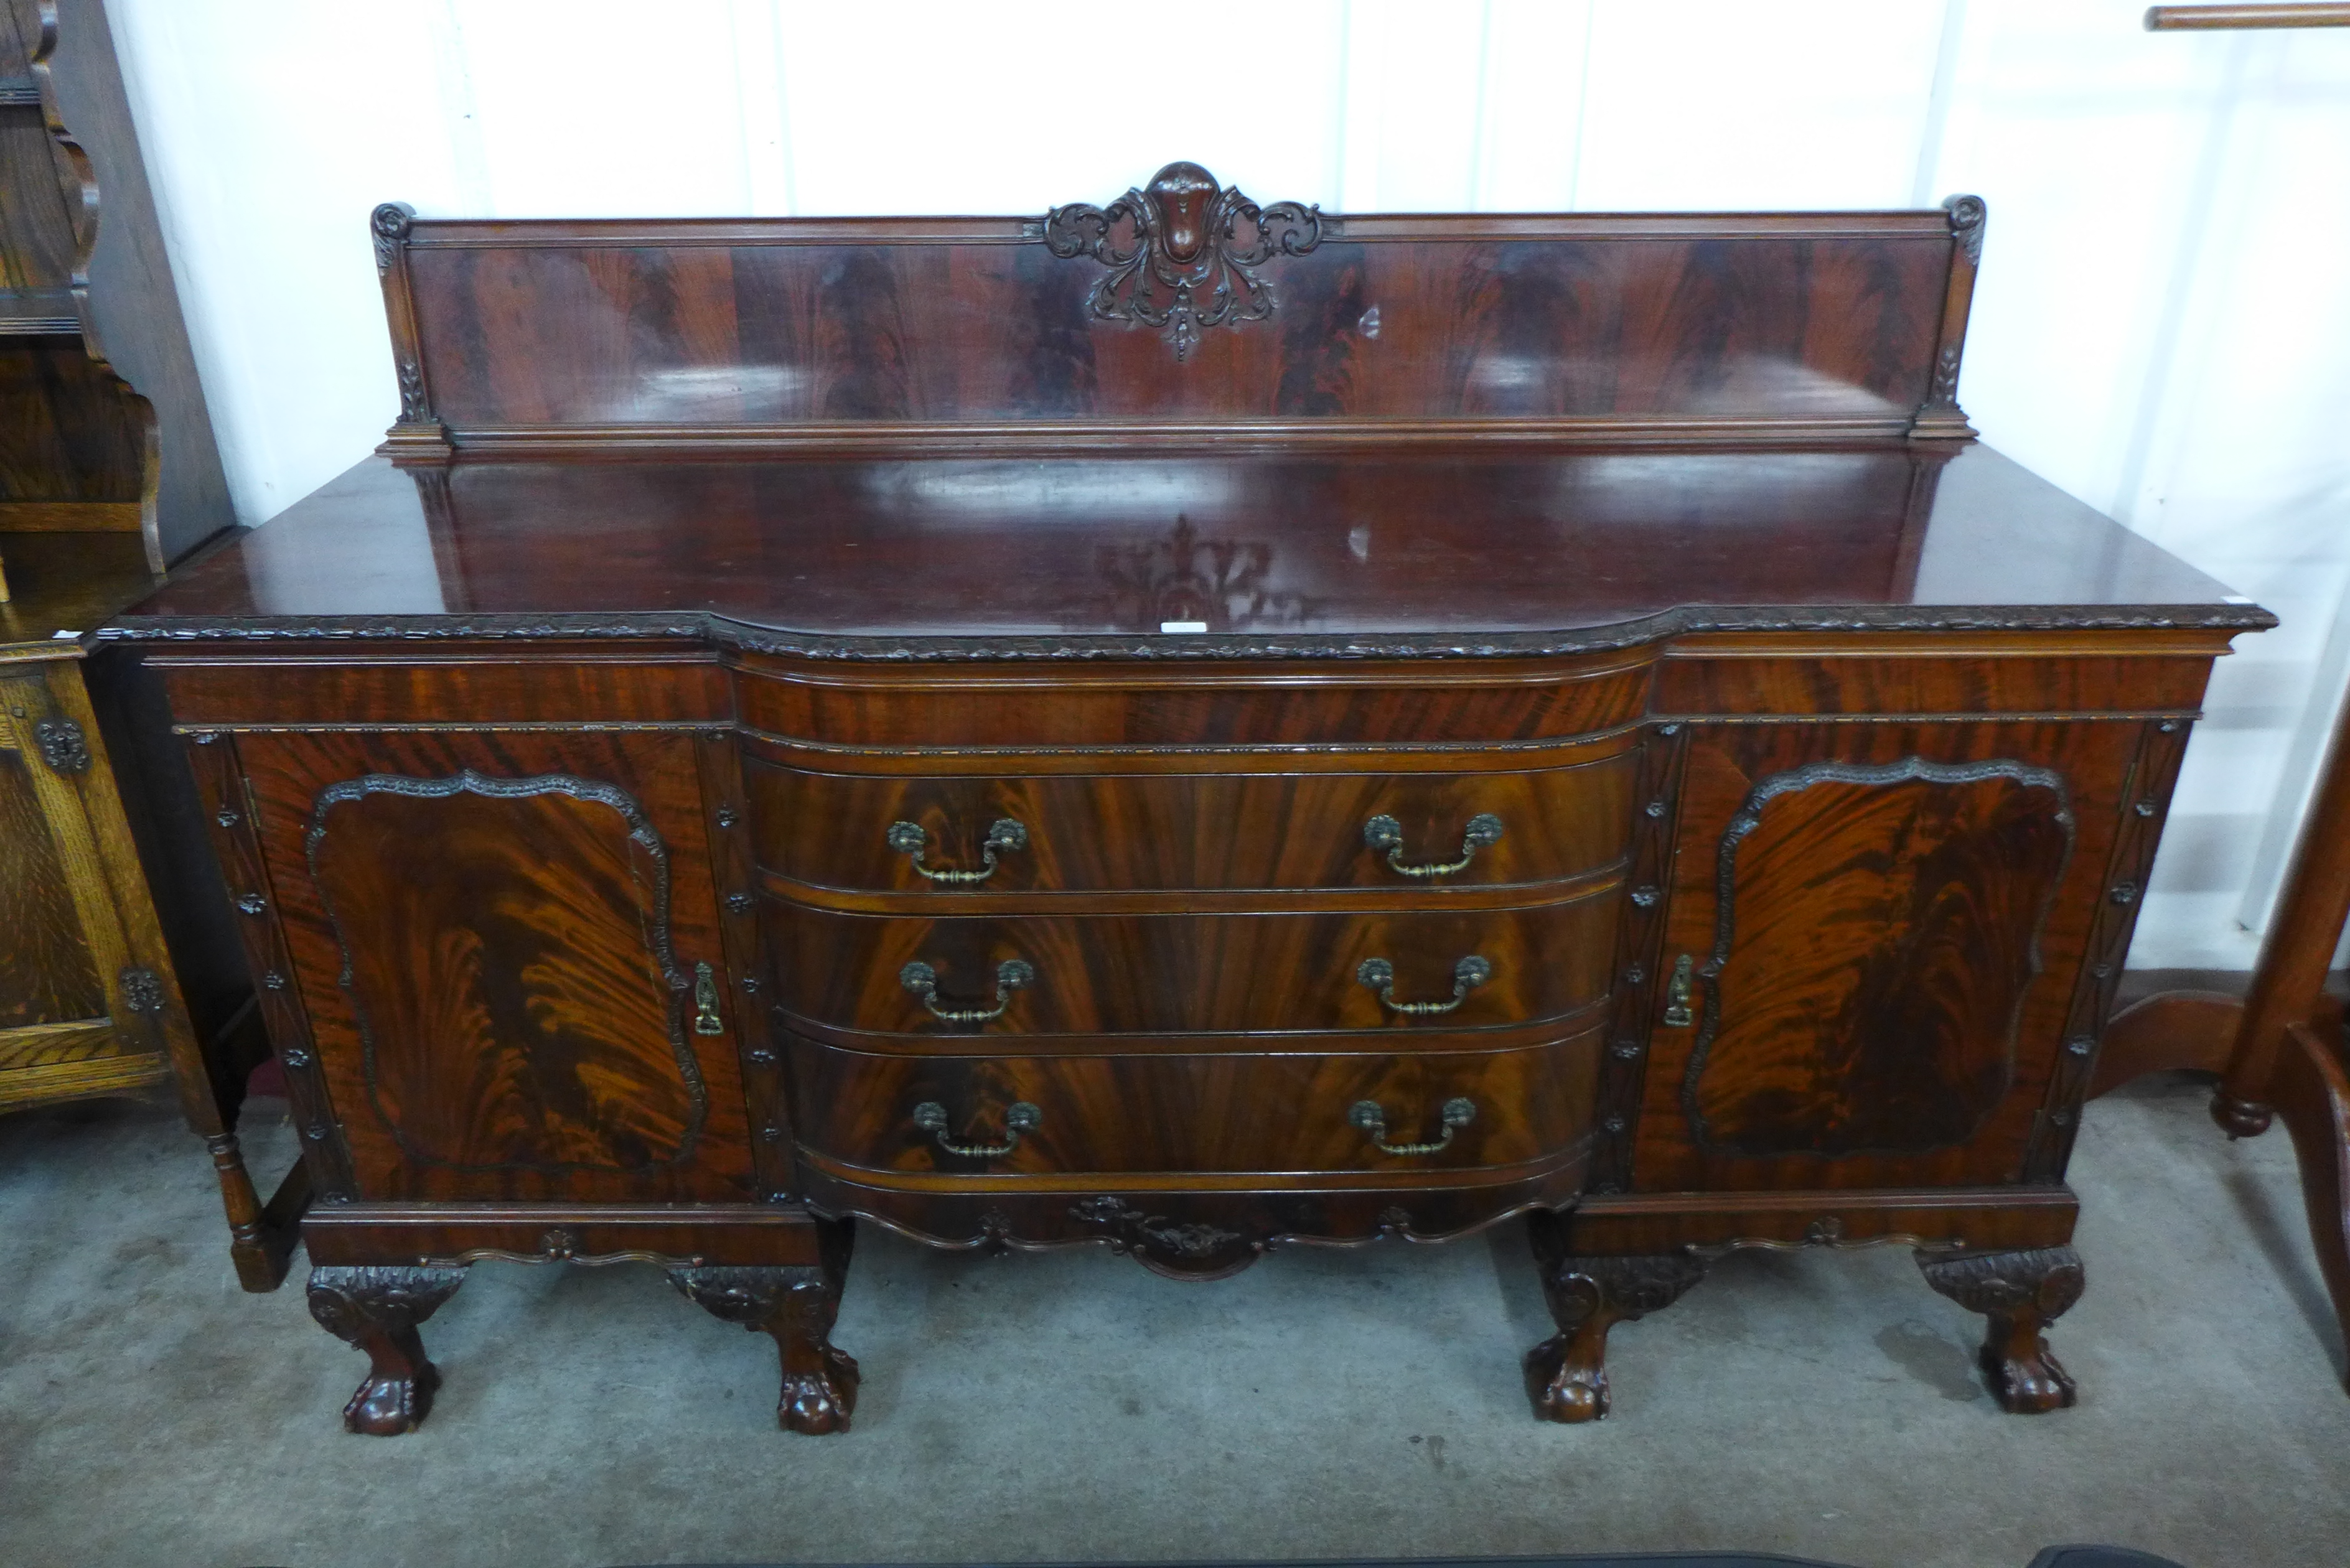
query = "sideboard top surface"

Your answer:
(110, 443), (2268, 658)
